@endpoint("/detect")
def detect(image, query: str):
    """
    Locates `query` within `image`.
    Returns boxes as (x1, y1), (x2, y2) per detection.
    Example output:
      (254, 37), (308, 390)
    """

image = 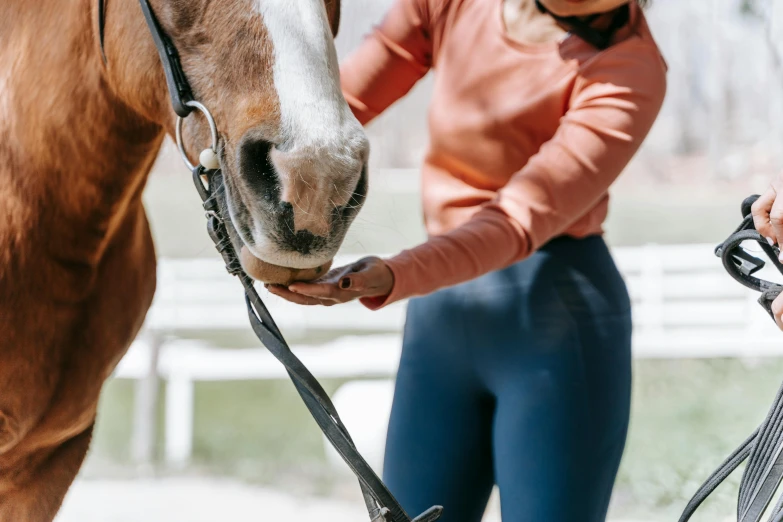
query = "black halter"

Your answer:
(97, 2), (442, 521)
(534, 0), (630, 51)
(679, 196), (783, 522)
